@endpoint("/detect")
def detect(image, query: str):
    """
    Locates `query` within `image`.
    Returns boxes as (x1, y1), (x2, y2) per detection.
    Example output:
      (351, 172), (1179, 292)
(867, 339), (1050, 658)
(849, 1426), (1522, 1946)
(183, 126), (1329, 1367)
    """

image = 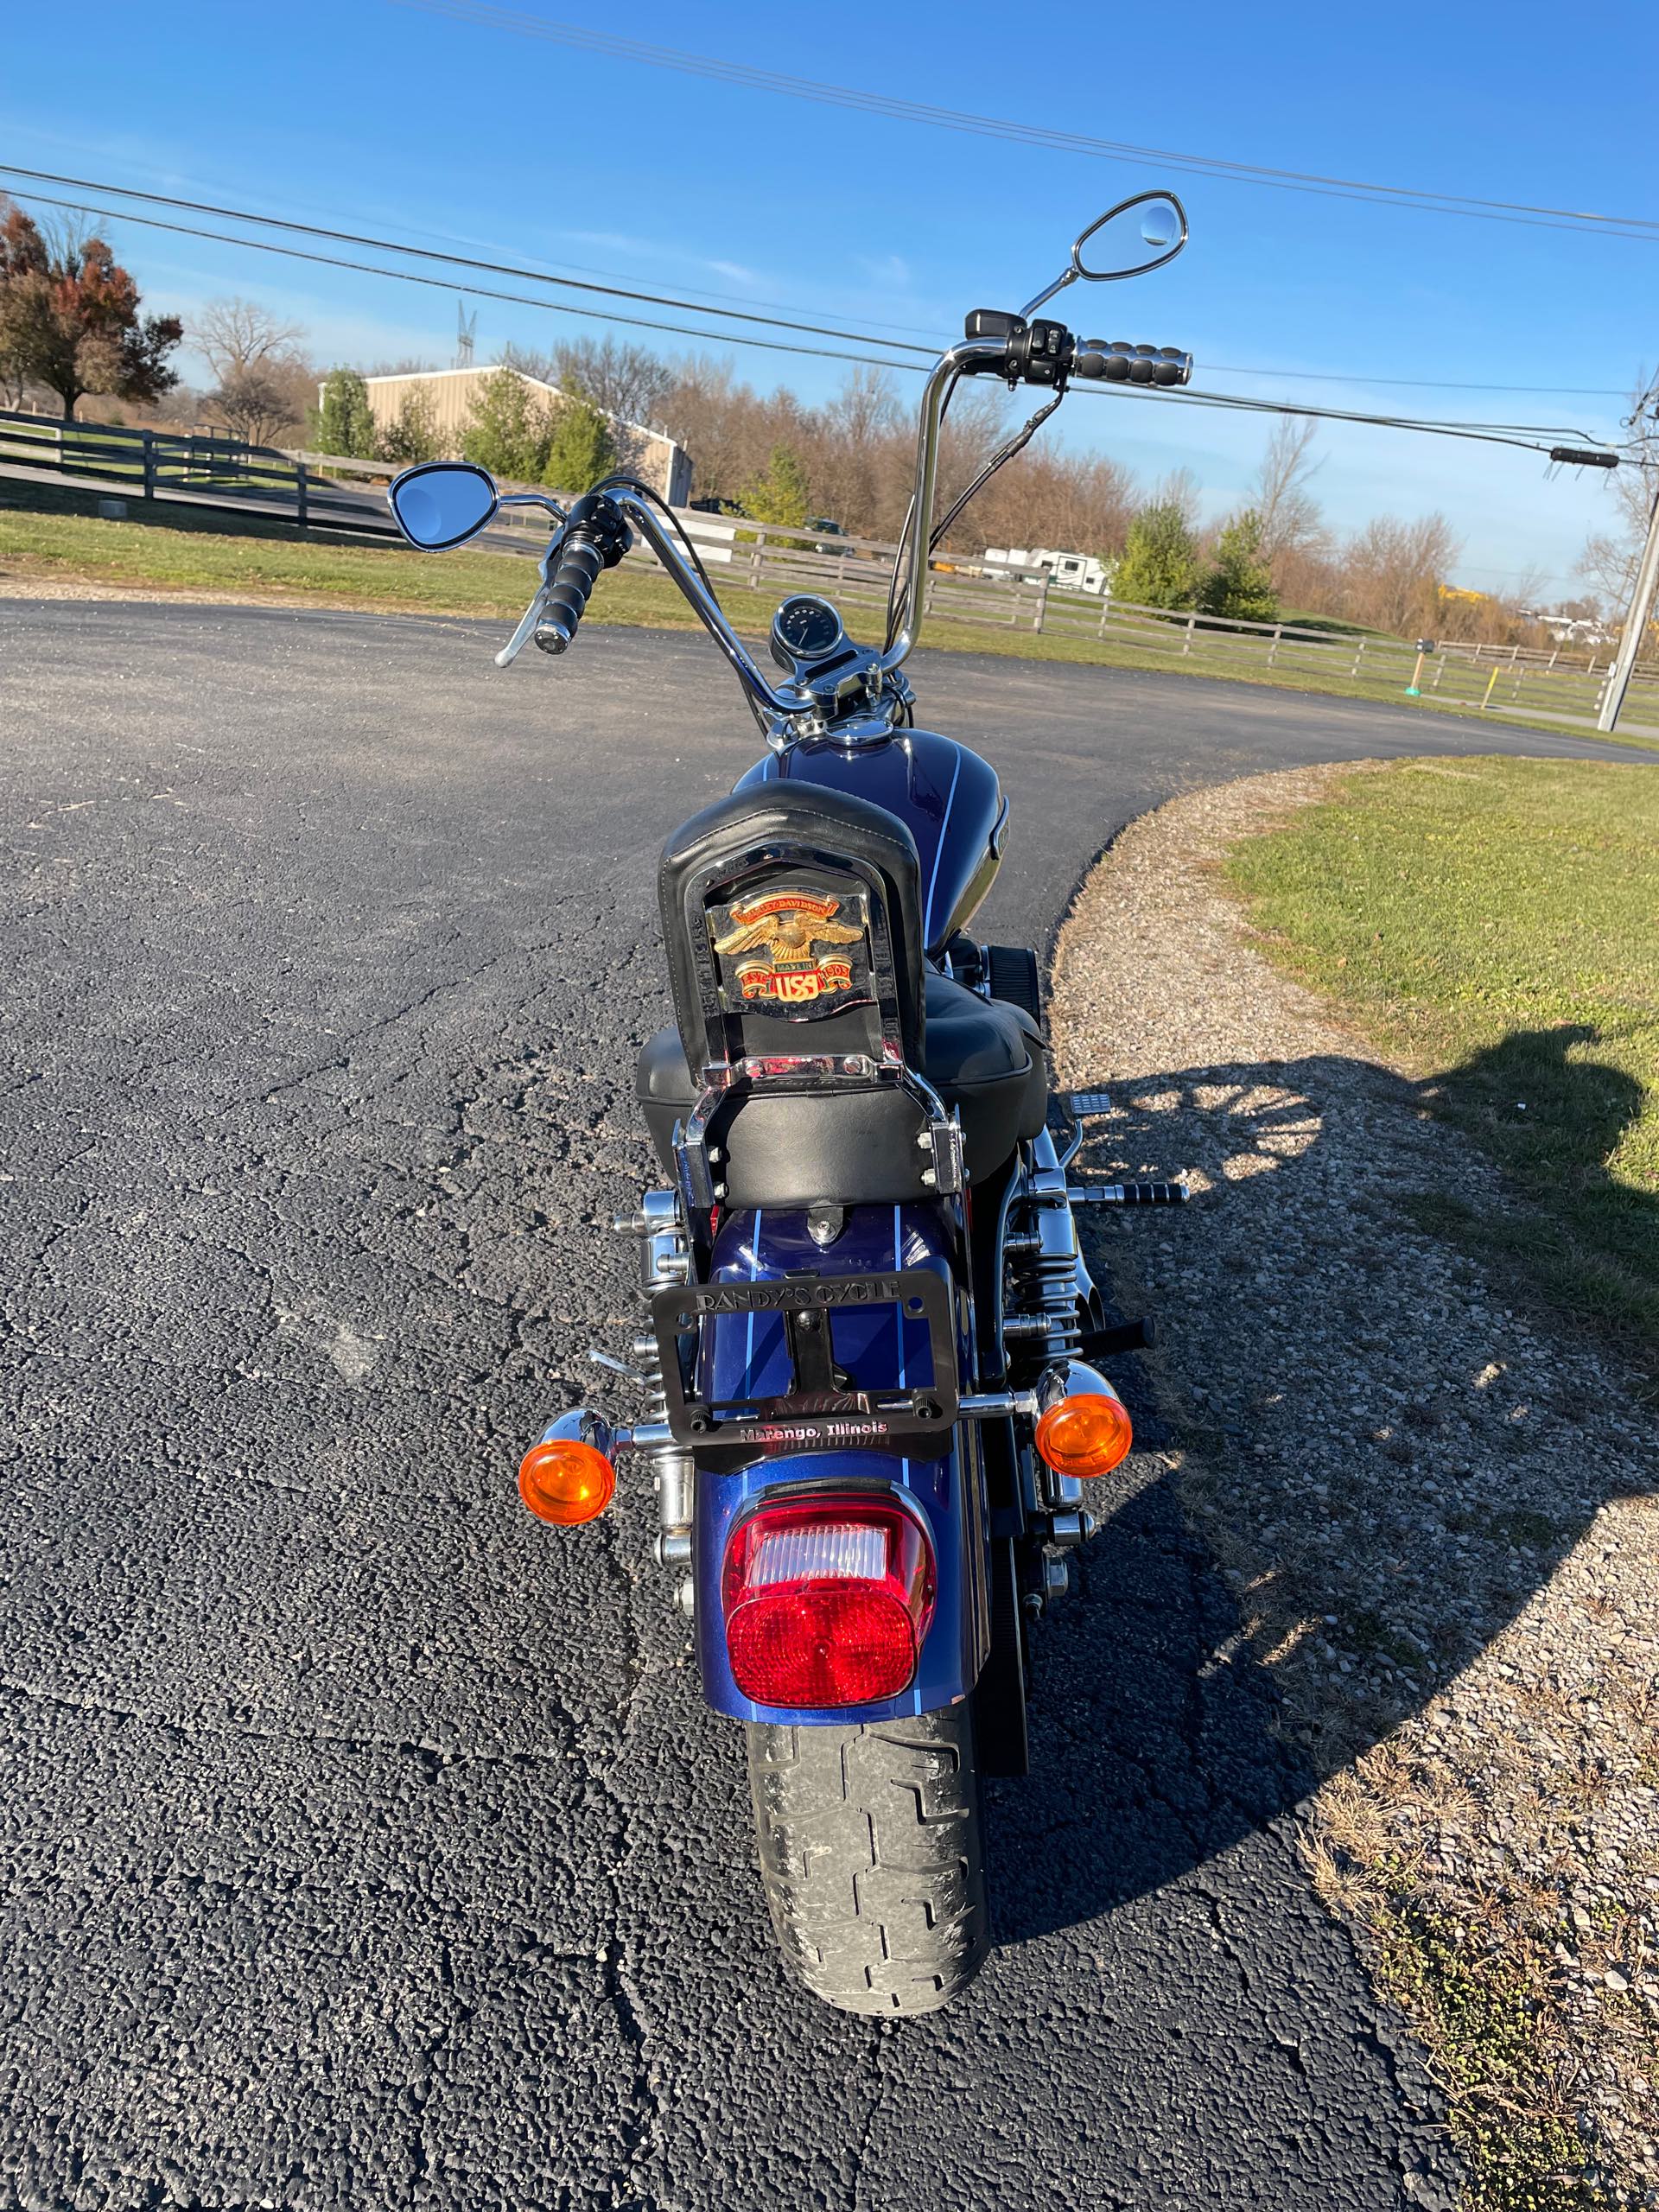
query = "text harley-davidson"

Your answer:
(390, 194), (1194, 2015)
